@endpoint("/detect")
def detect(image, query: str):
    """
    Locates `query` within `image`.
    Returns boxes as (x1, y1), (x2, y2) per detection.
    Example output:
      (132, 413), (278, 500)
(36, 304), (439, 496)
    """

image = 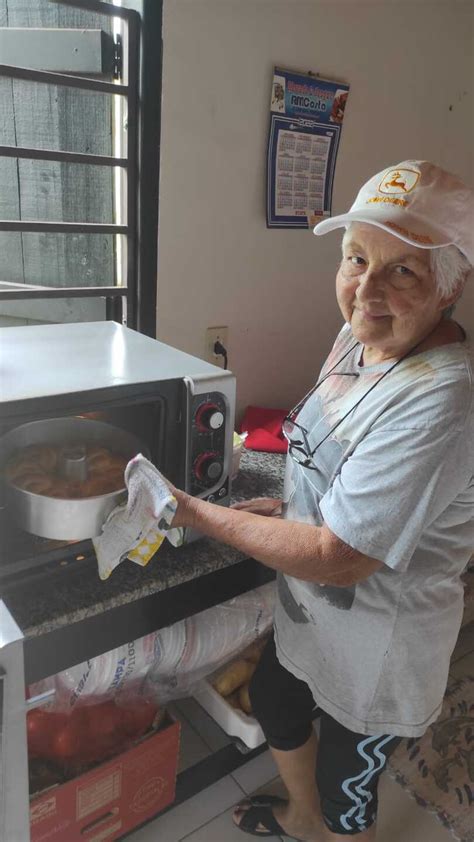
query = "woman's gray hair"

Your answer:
(429, 246), (471, 298)
(341, 224), (471, 299)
